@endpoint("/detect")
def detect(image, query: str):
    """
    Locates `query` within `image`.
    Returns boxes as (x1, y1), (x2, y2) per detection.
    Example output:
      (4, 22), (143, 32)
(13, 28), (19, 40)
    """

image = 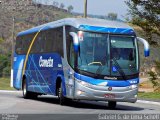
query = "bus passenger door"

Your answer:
(64, 33), (76, 98)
